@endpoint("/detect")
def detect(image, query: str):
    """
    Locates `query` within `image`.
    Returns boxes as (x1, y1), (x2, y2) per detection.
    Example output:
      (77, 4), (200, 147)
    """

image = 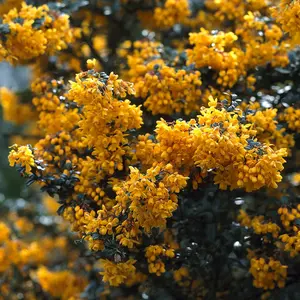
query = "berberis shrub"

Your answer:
(0, 0), (300, 299)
